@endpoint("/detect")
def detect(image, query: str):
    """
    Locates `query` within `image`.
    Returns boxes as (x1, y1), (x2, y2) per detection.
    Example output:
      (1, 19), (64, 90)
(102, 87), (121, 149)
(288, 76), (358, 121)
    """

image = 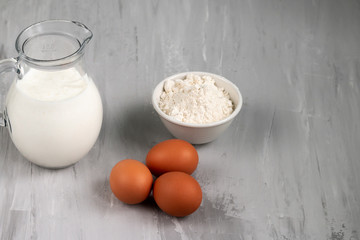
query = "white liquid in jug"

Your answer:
(6, 67), (103, 168)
